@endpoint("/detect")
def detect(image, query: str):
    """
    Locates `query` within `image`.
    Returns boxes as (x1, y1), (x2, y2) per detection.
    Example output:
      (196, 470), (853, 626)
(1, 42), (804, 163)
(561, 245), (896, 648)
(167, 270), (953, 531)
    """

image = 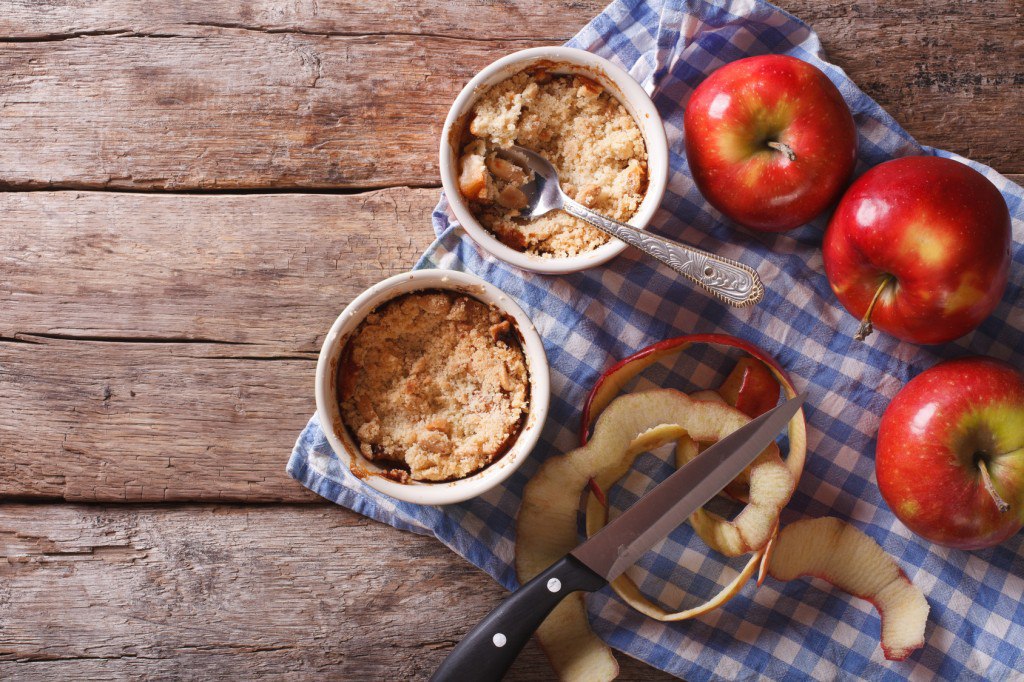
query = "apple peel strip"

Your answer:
(548, 335), (925, 663)
(677, 436), (791, 558)
(517, 389), (779, 679)
(515, 454), (619, 681)
(584, 433), (779, 622)
(582, 335), (807, 589)
(581, 334), (807, 491)
(584, 404), (795, 623)
(766, 517), (929, 661)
